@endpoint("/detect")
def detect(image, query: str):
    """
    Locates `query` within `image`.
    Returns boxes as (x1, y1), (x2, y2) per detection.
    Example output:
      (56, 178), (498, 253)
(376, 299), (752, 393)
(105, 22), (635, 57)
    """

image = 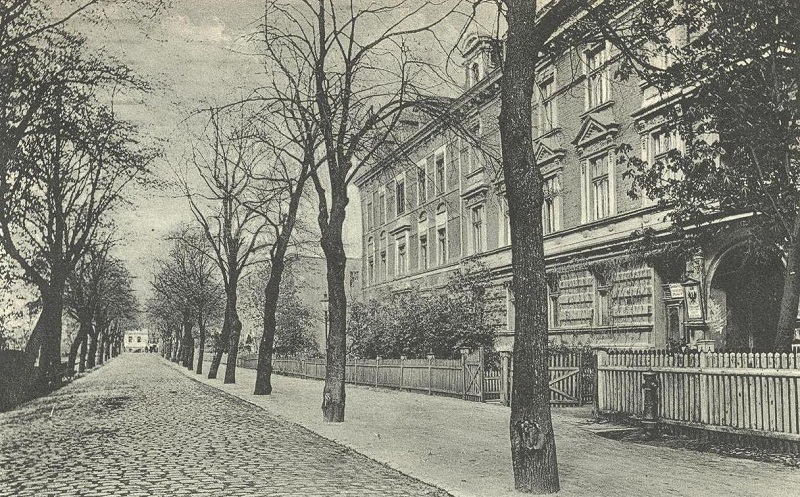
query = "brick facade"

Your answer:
(354, 34), (773, 352)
